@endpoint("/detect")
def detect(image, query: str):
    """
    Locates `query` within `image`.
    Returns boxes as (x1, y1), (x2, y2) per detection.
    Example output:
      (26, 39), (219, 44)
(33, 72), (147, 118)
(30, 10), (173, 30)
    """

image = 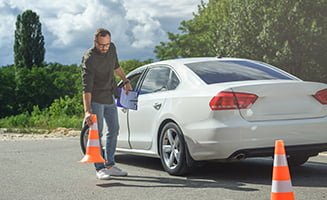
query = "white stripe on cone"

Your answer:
(90, 122), (98, 130)
(271, 180), (293, 193)
(87, 139), (100, 147)
(273, 155), (288, 166)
